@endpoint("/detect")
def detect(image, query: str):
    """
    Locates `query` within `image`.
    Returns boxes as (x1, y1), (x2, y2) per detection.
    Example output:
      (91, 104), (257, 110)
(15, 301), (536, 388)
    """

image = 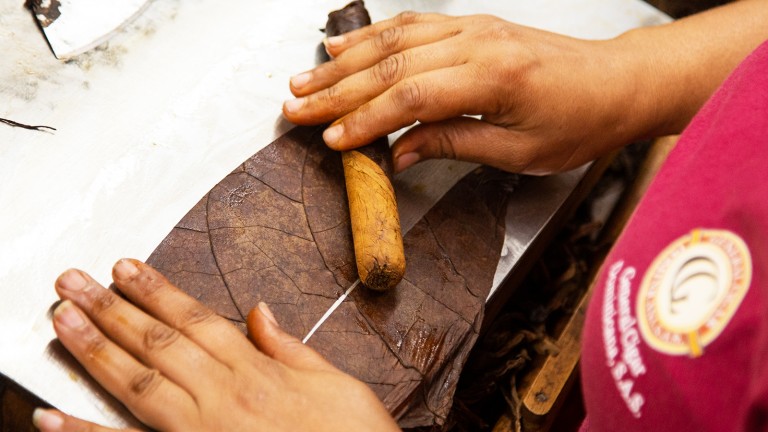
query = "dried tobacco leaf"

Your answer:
(146, 126), (508, 427)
